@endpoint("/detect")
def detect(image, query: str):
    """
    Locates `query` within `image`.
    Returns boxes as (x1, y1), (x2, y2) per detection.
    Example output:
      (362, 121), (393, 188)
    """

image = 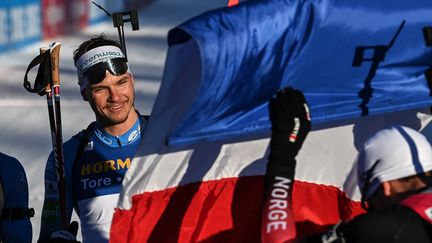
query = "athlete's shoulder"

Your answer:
(0, 151), (21, 164)
(45, 124), (95, 170)
(340, 206), (431, 243)
(0, 152), (24, 175)
(64, 123), (95, 149)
